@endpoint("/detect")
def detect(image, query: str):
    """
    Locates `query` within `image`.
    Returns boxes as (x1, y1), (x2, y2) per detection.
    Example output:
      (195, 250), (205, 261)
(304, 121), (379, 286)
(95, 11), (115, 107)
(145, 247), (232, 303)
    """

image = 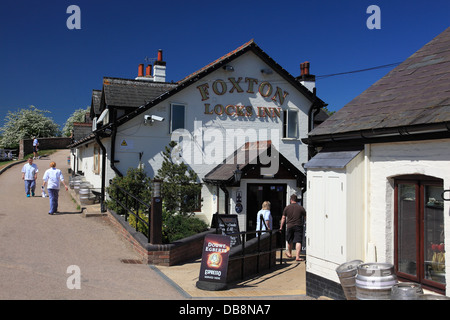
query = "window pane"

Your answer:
(397, 184), (417, 277)
(424, 185), (445, 285)
(287, 110), (298, 138)
(171, 104), (185, 132)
